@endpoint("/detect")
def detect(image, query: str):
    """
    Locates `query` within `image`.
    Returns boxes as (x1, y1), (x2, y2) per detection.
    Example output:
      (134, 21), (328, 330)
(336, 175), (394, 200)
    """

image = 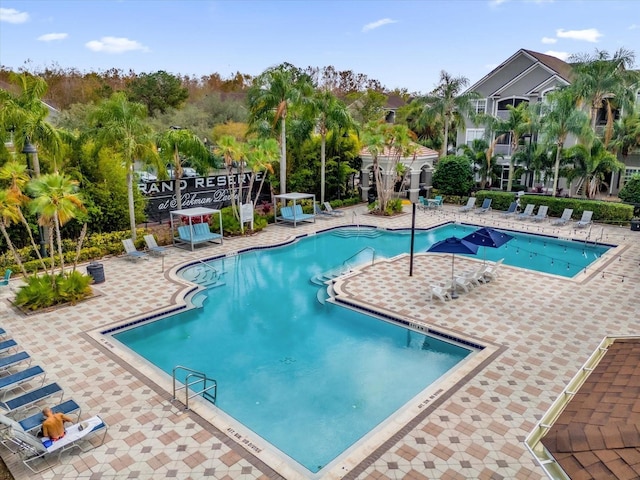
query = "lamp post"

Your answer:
(22, 139), (47, 257)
